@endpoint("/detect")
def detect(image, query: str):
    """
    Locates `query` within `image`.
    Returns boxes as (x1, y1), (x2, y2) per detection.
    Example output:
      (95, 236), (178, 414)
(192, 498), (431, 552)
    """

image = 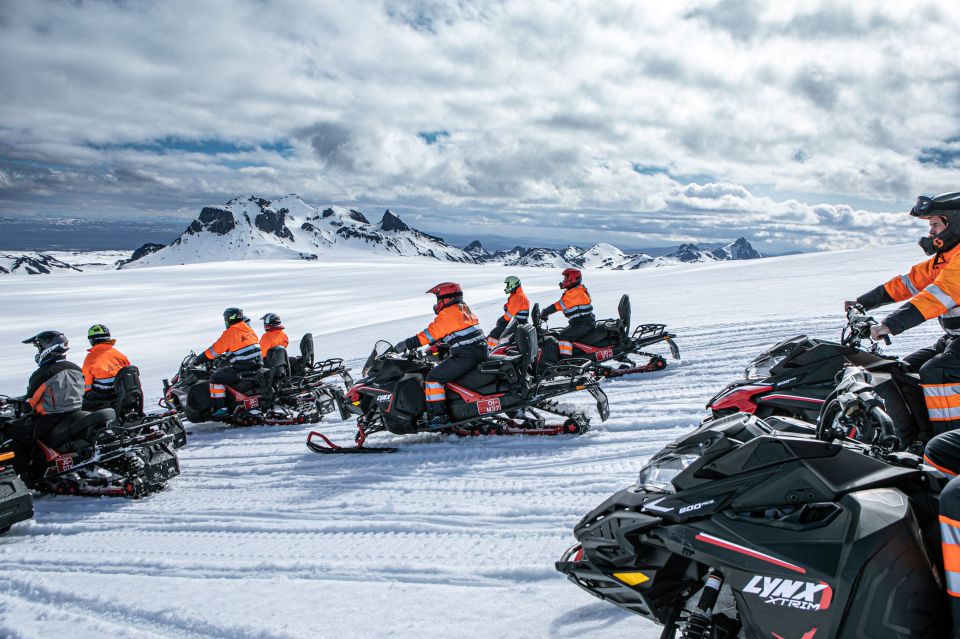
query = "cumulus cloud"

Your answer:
(0, 0), (958, 252)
